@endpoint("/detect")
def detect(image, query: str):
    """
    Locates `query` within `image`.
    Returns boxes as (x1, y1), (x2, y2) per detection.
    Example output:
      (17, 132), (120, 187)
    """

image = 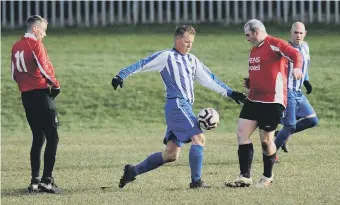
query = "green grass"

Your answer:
(2, 130), (340, 205)
(2, 25), (340, 204)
